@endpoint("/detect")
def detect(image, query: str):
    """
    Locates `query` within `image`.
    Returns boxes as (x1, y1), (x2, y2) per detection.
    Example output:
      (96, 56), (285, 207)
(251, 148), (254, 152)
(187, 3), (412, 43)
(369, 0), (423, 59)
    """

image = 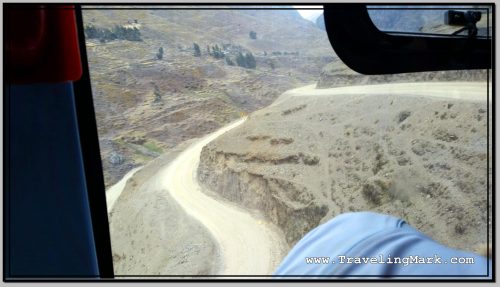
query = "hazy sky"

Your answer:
(293, 5), (323, 21)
